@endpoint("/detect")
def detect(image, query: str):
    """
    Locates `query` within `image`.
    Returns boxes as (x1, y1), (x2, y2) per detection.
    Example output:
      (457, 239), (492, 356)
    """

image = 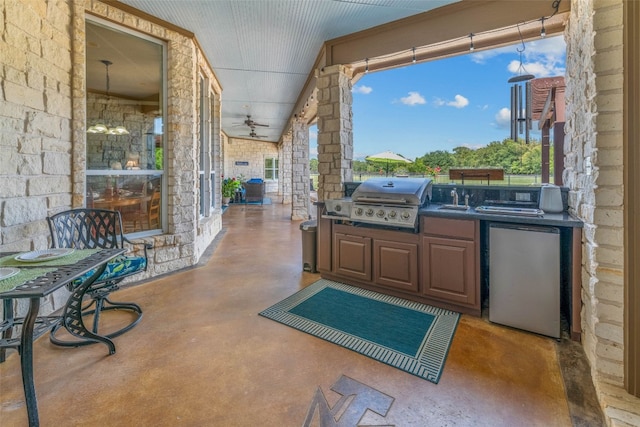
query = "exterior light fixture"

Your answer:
(469, 33), (475, 51)
(87, 59), (130, 135)
(365, 58), (369, 73)
(540, 17), (546, 38)
(412, 47), (416, 64)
